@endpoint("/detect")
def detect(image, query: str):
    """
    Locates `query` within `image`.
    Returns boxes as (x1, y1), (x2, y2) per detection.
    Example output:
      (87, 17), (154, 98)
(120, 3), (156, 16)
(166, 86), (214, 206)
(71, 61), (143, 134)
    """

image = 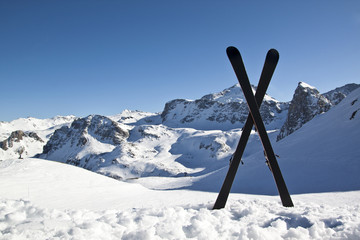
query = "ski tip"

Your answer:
(267, 49), (279, 61)
(226, 46), (240, 57)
